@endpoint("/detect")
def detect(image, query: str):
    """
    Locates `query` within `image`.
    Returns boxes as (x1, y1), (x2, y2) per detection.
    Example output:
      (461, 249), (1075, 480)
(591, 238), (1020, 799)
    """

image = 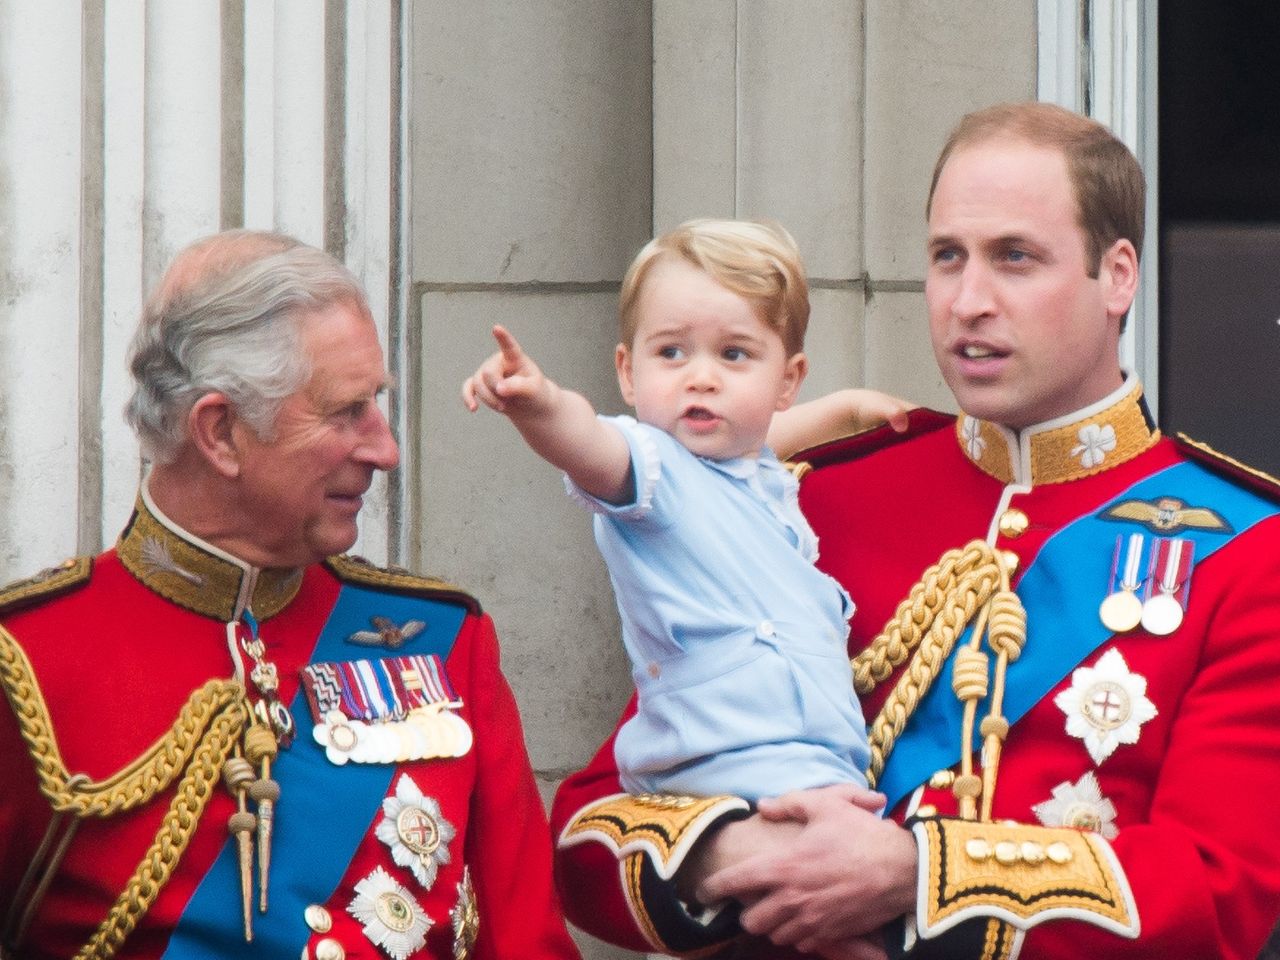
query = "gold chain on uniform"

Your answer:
(853, 540), (1026, 821)
(0, 624), (250, 960)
